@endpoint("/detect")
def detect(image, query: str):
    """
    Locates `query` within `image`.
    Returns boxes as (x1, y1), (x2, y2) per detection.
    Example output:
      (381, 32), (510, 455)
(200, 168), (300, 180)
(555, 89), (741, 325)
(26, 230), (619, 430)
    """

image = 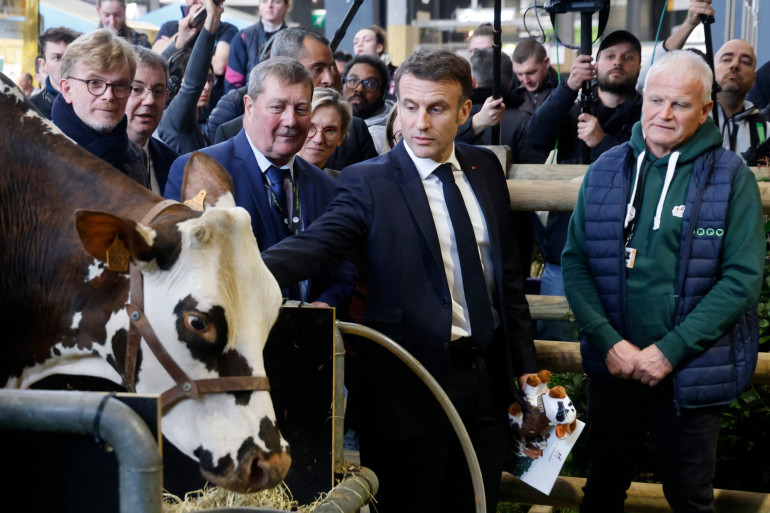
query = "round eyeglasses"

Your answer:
(68, 76), (133, 99)
(307, 125), (341, 141)
(130, 84), (169, 101)
(342, 76), (380, 92)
